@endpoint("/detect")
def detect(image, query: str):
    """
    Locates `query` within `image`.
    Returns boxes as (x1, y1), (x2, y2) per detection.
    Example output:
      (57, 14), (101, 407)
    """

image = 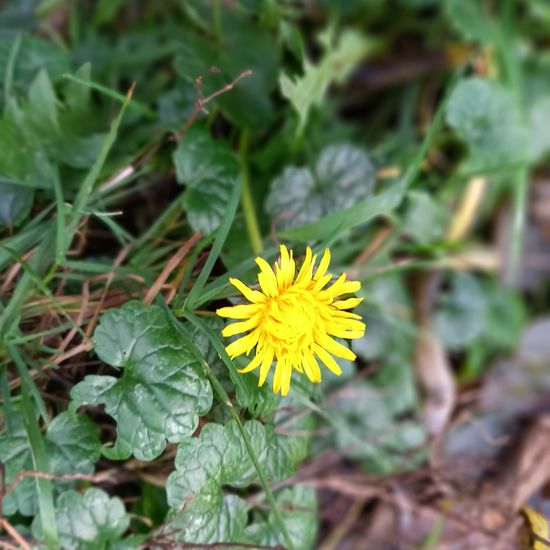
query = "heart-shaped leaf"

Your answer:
(266, 144), (376, 231)
(71, 301), (213, 461)
(32, 488), (130, 550)
(173, 127), (240, 235)
(245, 485), (318, 550)
(164, 410), (312, 544)
(0, 412), (101, 517)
